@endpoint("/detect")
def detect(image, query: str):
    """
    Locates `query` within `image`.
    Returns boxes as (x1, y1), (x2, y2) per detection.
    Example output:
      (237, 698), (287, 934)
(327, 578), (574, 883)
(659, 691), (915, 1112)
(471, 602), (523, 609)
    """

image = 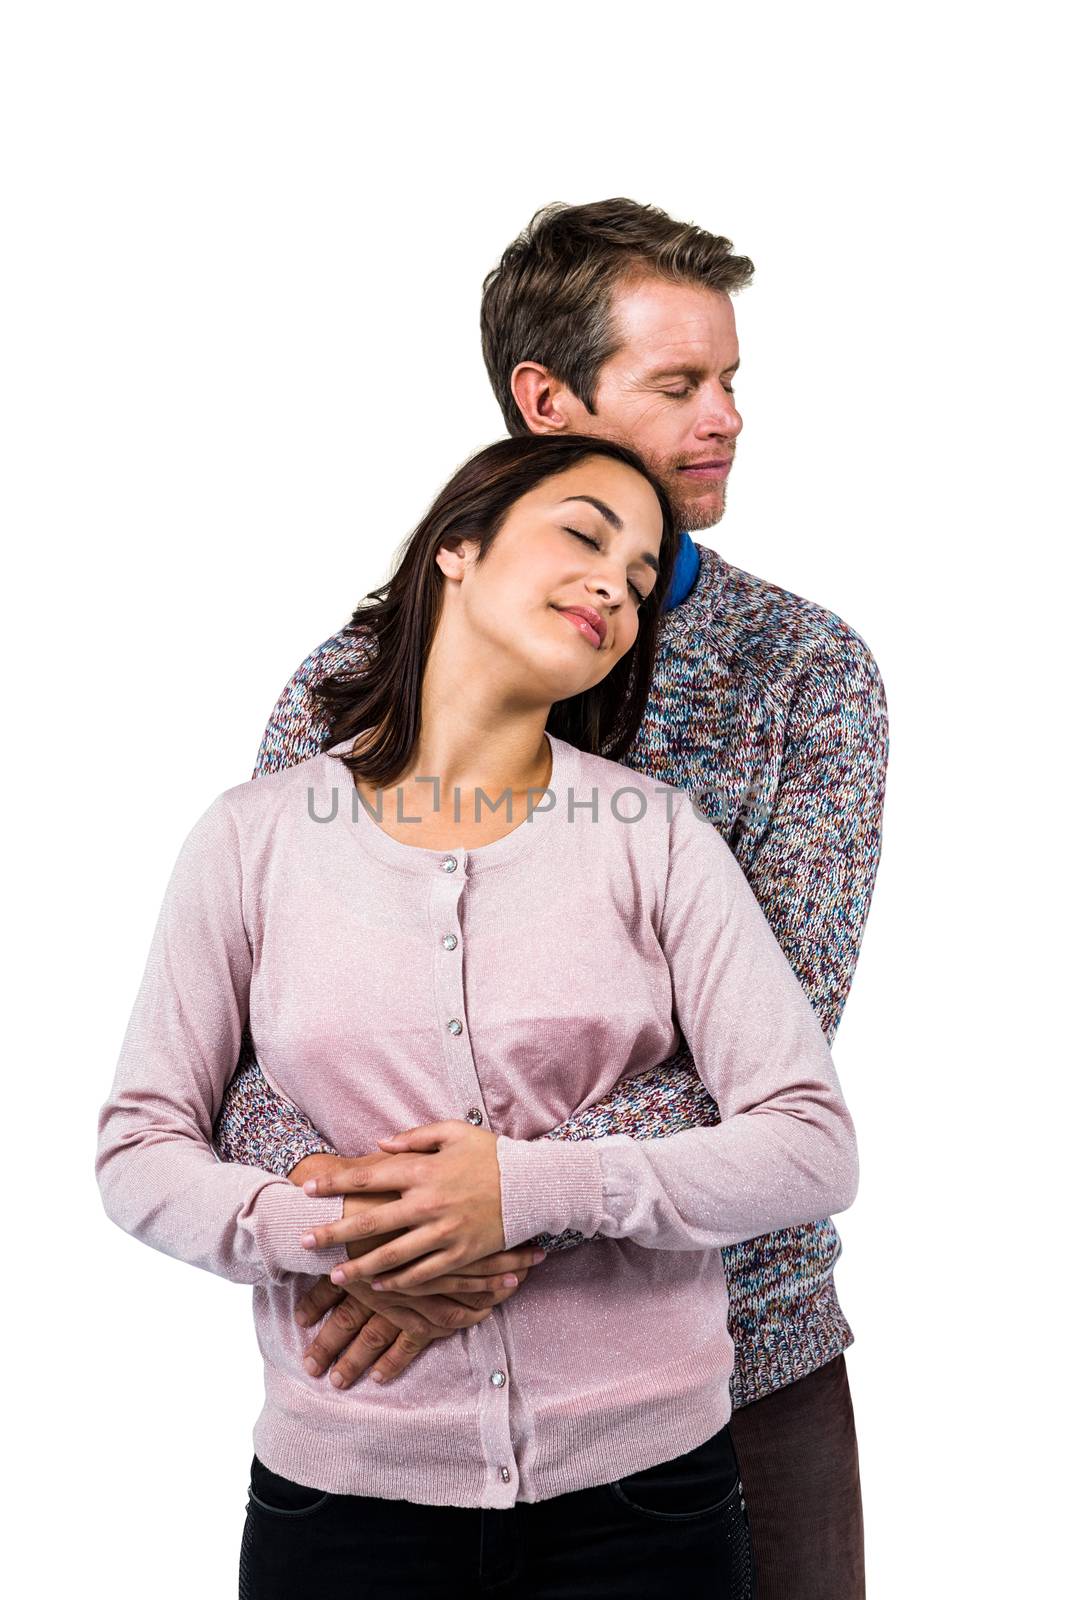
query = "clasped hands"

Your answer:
(300, 1118), (507, 1288)
(292, 1119), (545, 1387)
